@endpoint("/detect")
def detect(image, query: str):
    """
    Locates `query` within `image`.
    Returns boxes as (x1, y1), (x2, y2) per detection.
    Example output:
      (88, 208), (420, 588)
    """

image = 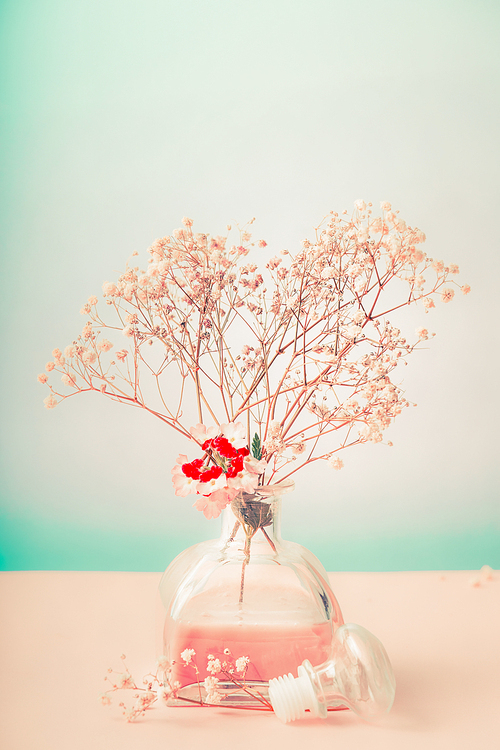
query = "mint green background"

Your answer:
(1, 0), (499, 572)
